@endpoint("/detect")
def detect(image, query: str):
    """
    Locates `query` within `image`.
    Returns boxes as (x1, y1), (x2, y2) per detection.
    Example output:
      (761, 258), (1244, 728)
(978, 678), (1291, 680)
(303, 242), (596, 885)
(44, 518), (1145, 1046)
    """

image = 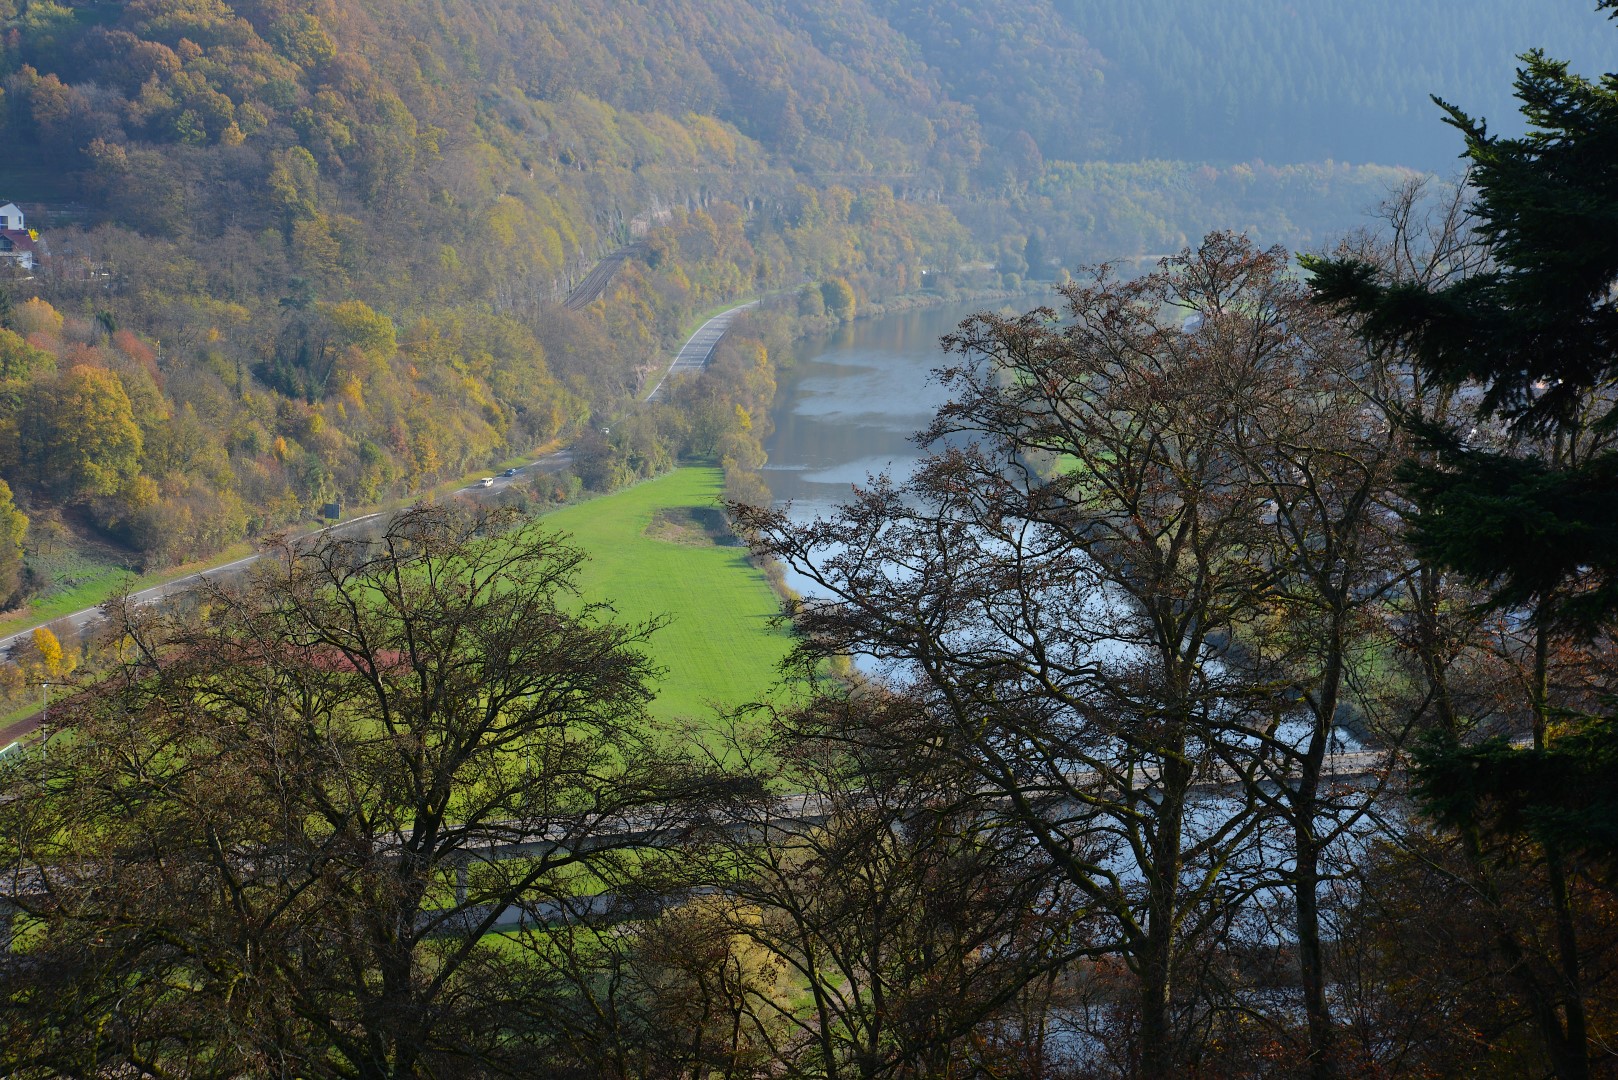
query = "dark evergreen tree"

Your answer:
(1305, 22), (1618, 628)
(1305, 18), (1618, 1077)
